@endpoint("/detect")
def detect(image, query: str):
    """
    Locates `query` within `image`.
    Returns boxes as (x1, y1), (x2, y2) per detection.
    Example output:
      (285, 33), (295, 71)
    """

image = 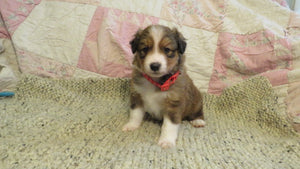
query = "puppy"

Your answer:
(122, 25), (205, 148)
